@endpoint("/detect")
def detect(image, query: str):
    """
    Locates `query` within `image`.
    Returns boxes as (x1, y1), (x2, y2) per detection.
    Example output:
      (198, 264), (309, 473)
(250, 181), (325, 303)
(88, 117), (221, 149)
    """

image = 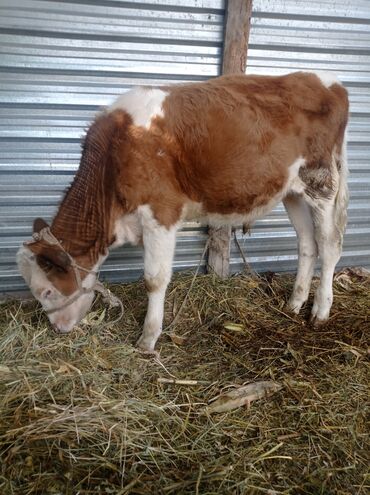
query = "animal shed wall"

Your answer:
(0, 0), (224, 293)
(0, 0), (369, 294)
(233, 0), (370, 274)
